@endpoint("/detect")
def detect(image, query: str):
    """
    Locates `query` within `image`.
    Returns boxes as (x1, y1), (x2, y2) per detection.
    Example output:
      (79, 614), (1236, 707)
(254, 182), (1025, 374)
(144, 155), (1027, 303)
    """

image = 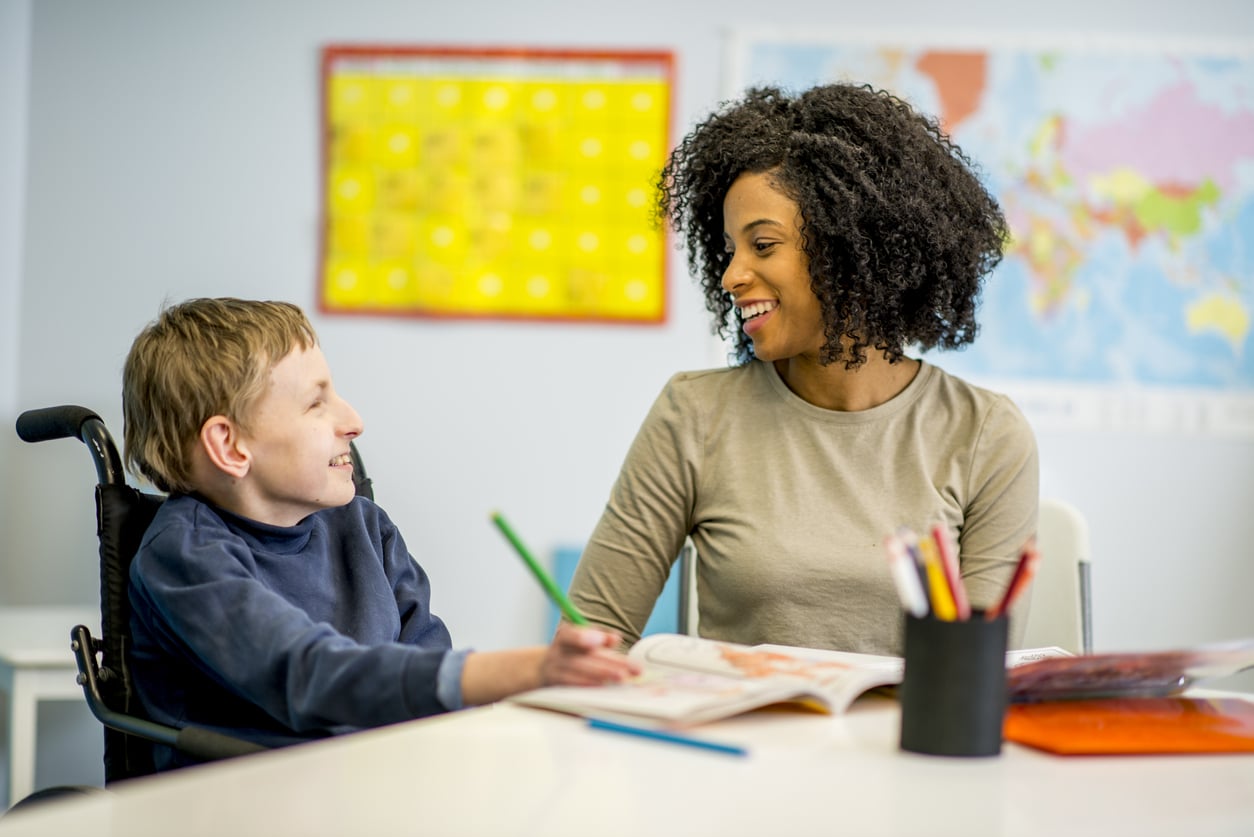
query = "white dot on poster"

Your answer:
(631, 91), (653, 111)
(436, 85), (461, 108)
(529, 229), (552, 250)
(478, 273), (504, 297)
(526, 275), (551, 297)
(627, 187), (647, 208)
(431, 226), (455, 248)
(335, 268), (359, 289)
(579, 137), (603, 158)
(484, 86), (510, 111)
(388, 132), (411, 154)
(582, 89), (606, 110)
(625, 279), (648, 301)
(338, 179), (361, 199)
(388, 269), (408, 289)
(578, 232), (599, 252)
(580, 185), (601, 205)
(629, 140), (651, 160)
(532, 88), (558, 111)
(627, 234), (648, 254)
